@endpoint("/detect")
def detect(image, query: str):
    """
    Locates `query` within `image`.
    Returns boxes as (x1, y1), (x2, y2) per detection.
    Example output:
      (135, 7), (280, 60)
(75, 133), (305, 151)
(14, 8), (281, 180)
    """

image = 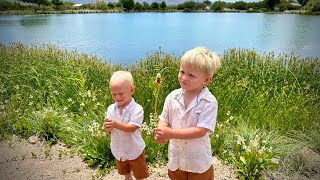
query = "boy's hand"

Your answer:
(103, 118), (117, 132)
(154, 127), (171, 144)
(154, 136), (167, 144)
